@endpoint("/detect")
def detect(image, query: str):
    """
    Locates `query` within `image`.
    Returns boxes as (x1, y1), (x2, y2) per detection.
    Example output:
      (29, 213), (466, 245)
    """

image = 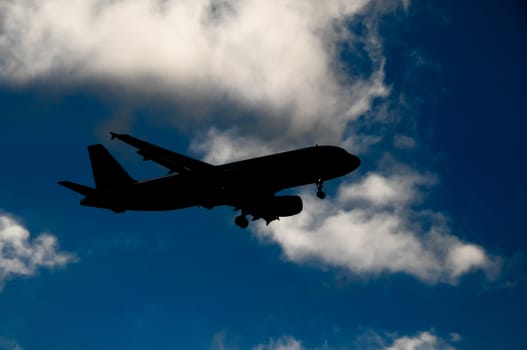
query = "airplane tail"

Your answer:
(88, 144), (136, 190)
